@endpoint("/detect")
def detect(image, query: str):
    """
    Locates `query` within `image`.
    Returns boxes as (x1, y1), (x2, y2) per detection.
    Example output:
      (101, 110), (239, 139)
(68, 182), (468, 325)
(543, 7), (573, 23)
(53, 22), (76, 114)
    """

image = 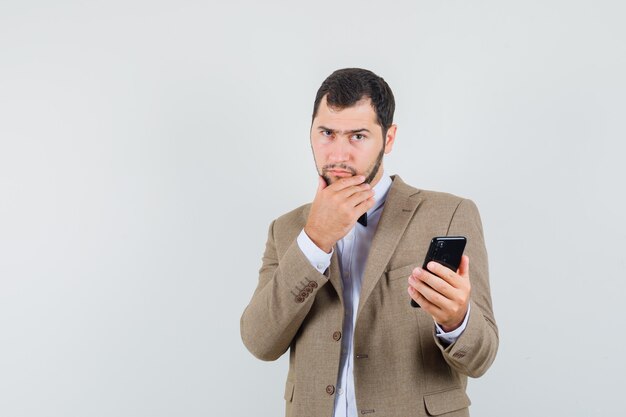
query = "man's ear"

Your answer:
(384, 124), (397, 154)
